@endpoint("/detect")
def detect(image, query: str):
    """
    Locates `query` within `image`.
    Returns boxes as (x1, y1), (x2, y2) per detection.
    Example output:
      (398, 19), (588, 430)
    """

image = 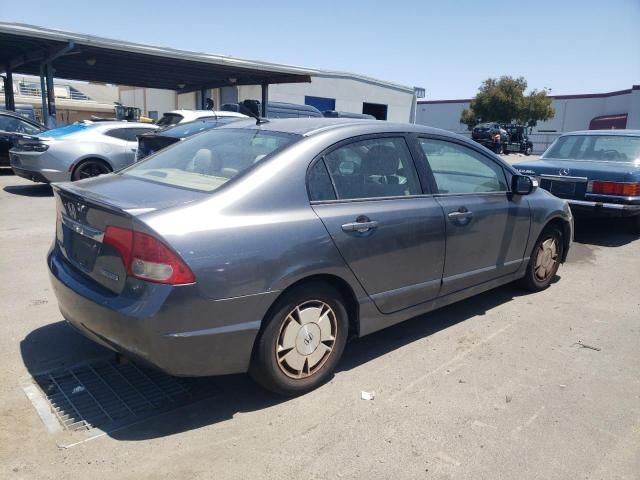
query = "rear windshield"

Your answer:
(38, 122), (96, 139)
(543, 134), (640, 163)
(122, 128), (299, 192)
(156, 113), (184, 127)
(159, 117), (242, 138)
